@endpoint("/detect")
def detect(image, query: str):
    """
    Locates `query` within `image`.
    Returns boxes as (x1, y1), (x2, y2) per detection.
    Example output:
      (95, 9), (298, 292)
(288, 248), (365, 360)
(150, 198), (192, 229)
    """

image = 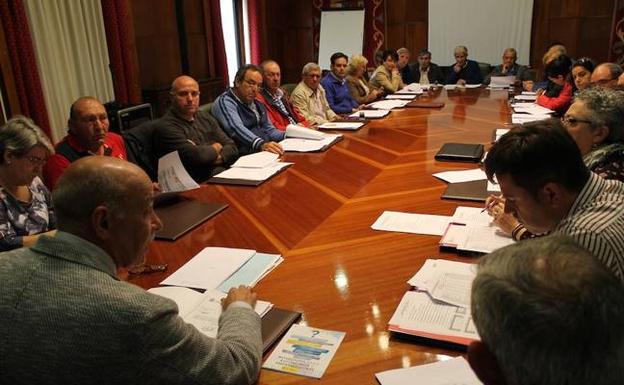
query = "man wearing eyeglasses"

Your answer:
(212, 65), (285, 155)
(484, 119), (624, 281)
(152, 75), (239, 182)
(290, 62), (338, 125)
(591, 62), (624, 89)
(43, 97), (127, 189)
